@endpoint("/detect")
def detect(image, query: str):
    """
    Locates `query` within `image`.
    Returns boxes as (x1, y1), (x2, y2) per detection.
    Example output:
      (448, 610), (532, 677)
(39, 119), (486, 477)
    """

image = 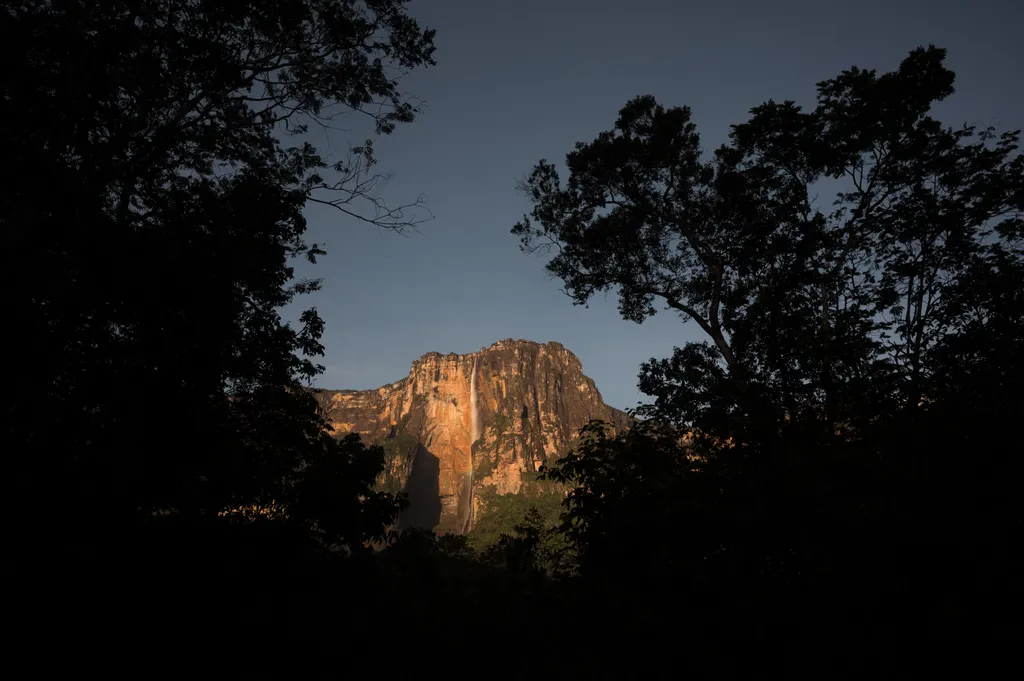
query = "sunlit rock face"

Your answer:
(314, 339), (629, 533)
